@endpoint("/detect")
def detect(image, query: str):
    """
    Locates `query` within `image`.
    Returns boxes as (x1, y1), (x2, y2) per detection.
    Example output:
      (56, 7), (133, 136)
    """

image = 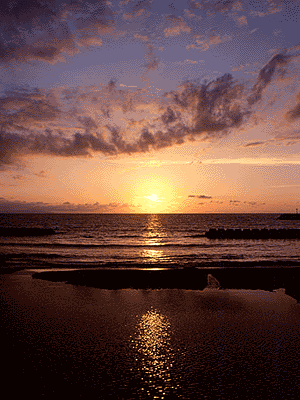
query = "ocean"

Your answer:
(1, 213), (300, 269)
(1, 213), (300, 399)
